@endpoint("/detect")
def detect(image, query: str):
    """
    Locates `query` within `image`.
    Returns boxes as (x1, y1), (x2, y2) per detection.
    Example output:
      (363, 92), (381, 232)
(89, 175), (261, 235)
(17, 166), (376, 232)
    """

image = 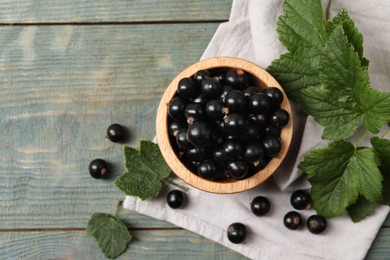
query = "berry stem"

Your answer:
(162, 177), (189, 192)
(355, 130), (370, 149)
